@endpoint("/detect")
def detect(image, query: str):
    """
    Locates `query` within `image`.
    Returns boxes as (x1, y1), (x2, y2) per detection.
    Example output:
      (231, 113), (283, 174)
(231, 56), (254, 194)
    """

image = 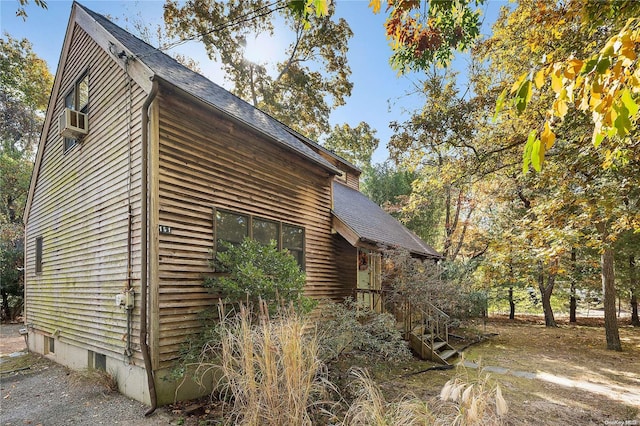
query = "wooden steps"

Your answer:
(408, 331), (459, 365)
(393, 299), (459, 365)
